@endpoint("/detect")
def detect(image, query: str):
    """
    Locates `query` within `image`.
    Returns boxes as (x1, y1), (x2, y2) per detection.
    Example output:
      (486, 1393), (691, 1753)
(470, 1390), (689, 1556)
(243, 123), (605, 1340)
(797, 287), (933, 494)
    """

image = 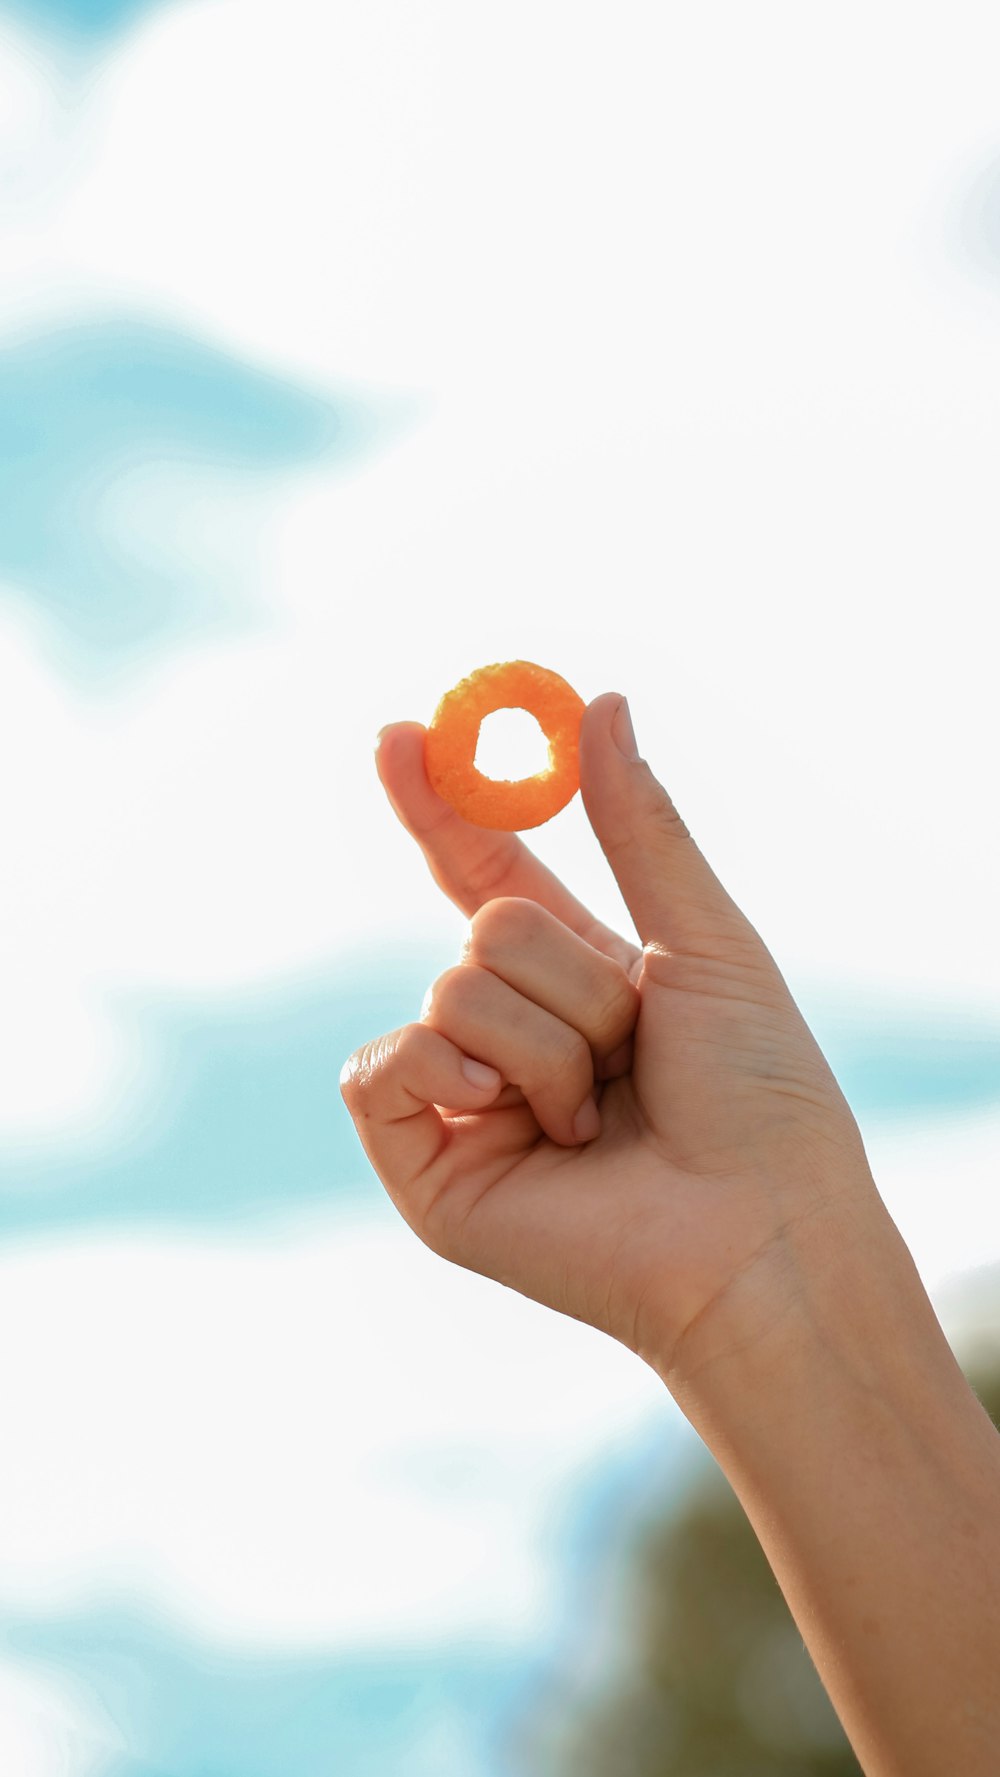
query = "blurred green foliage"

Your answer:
(525, 1338), (1000, 1777)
